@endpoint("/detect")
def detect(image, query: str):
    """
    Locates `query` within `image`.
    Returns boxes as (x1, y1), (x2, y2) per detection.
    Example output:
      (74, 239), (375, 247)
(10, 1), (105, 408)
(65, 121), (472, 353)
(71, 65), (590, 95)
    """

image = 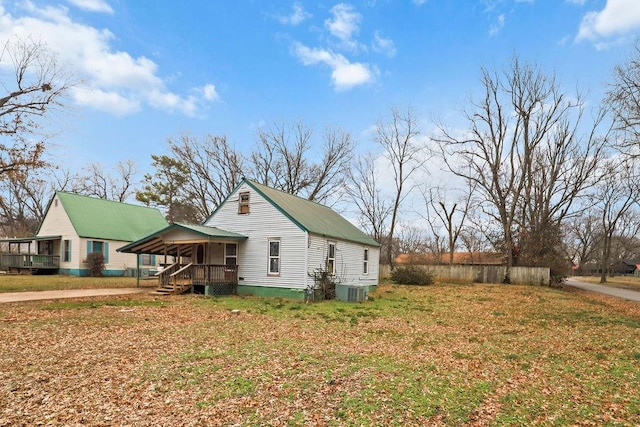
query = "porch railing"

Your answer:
(0, 253), (60, 270)
(191, 264), (238, 286)
(154, 263), (239, 294)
